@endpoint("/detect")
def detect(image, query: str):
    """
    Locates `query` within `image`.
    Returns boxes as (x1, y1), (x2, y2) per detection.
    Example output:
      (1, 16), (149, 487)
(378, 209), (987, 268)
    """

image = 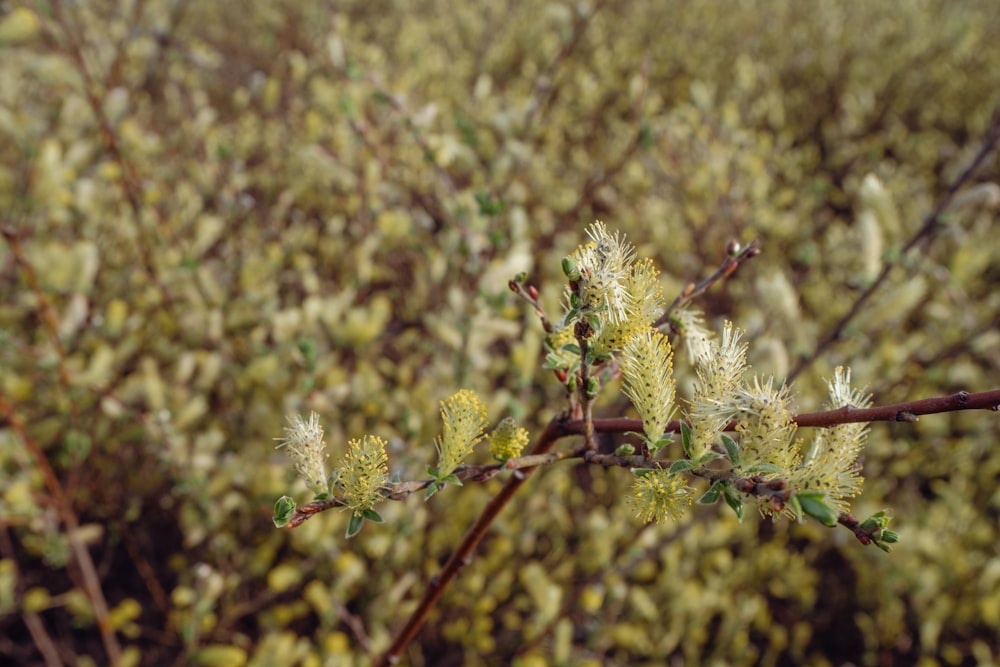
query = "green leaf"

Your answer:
(743, 462), (782, 475)
(562, 257), (579, 280)
(362, 508), (384, 523)
(614, 443), (636, 457)
(695, 451), (723, 466)
(632, 468), (656, 478)
(680, 422), (694, 459)
(272, 496), (296, 528)
(795, 492), (839, 527)
(651, 435), (672, 454)
(424, 481), (440, 500)
(697, 480), (724, 505)
(669, 459), (696, 474)
(442, 474), (462, 486)
(720, 434), (741, 468)
(560, 343), (581, 356)
(722, 485), (744, 522)
(345, 513), (365, 539)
